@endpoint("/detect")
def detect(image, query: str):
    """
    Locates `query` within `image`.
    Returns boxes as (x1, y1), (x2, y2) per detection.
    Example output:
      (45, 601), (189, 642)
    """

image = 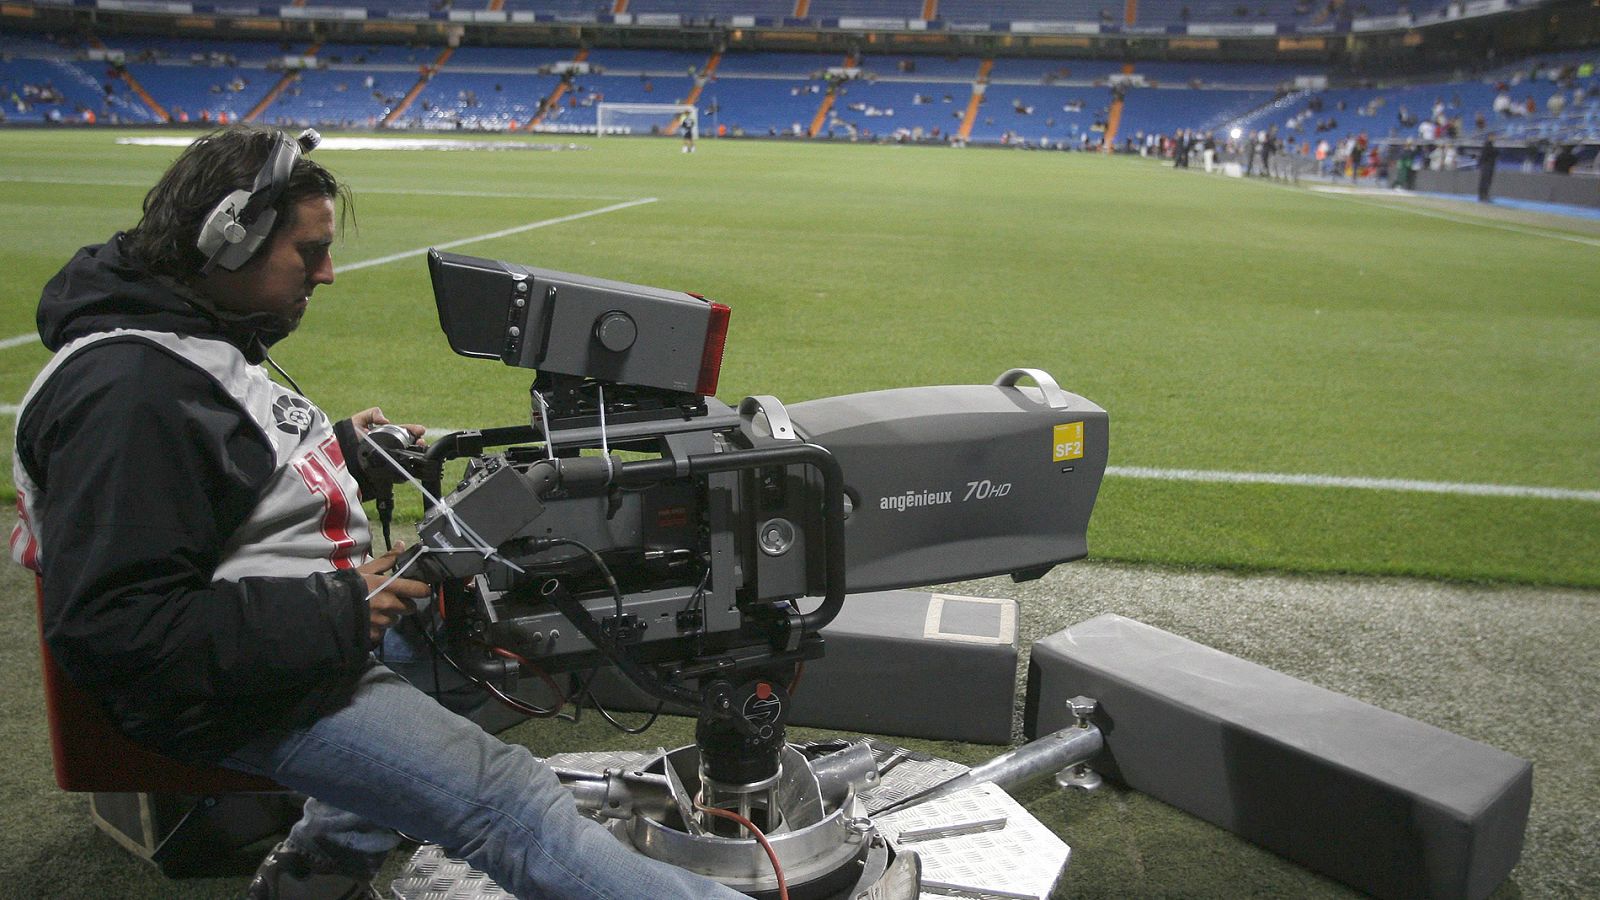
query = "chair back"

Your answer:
(35, 577), (279, 793)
